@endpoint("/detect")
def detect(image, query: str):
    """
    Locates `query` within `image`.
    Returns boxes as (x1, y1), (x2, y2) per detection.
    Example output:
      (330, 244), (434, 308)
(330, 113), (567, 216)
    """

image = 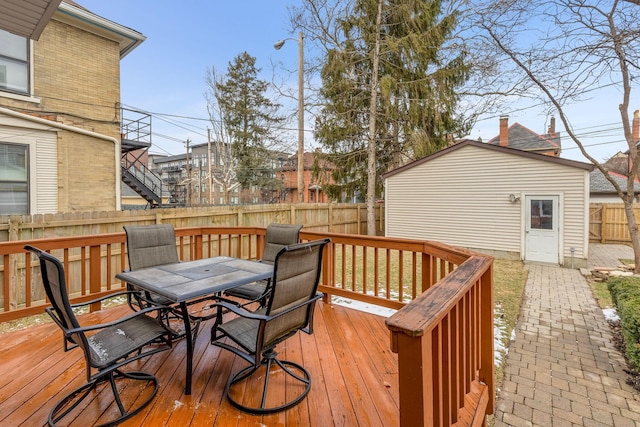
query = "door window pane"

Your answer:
(530, 199), (552, 230)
